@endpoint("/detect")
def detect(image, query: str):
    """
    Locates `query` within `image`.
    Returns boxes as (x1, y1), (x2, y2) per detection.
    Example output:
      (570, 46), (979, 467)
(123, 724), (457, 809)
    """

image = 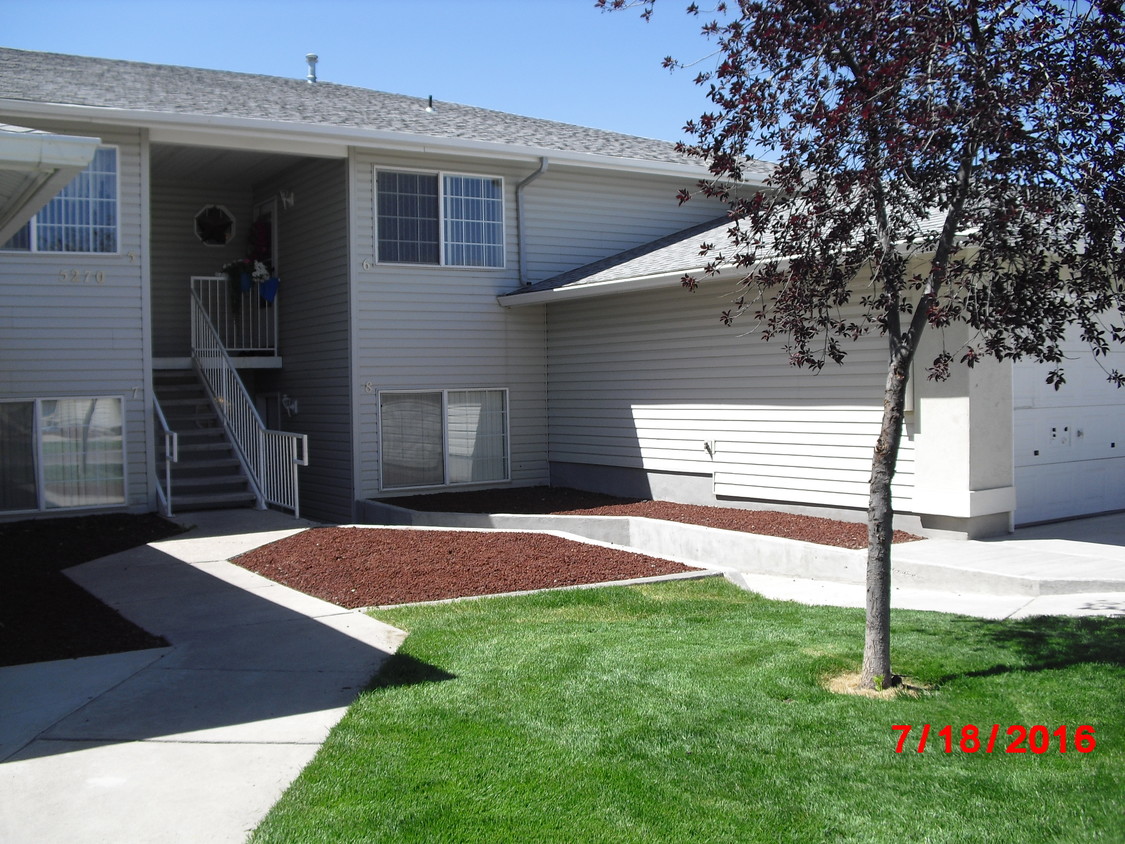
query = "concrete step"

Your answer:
(172, 490), (260, 510)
